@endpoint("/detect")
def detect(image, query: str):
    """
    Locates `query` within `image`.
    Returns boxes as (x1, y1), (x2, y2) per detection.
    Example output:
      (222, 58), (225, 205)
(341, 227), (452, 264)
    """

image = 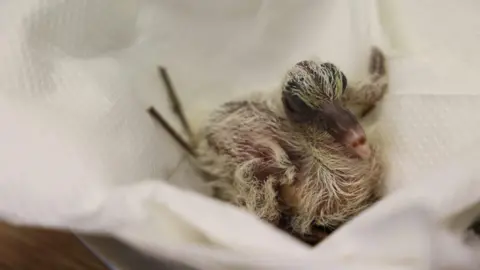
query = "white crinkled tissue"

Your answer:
(1, 0), (480, 269)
